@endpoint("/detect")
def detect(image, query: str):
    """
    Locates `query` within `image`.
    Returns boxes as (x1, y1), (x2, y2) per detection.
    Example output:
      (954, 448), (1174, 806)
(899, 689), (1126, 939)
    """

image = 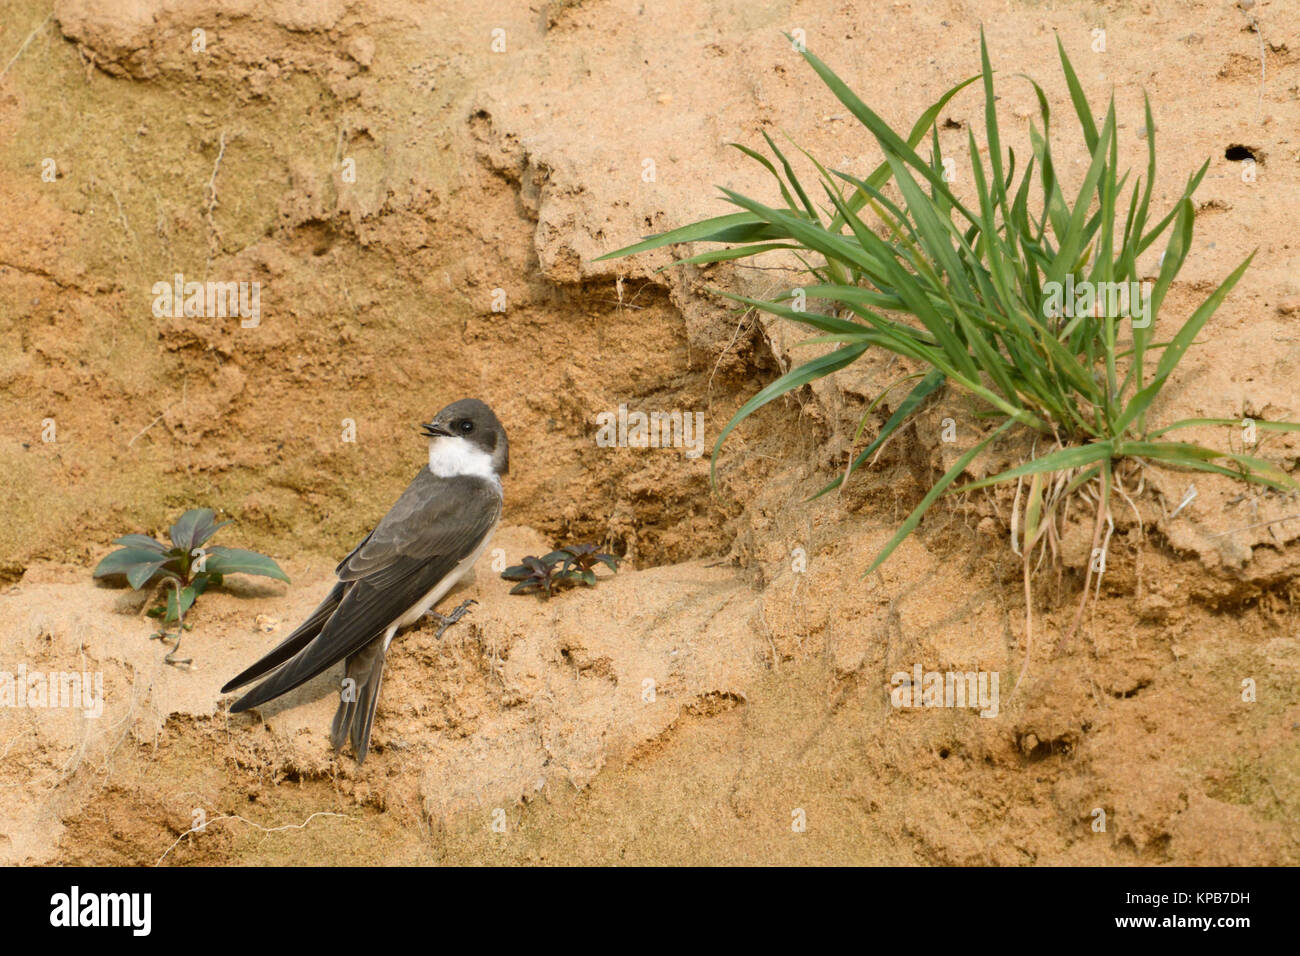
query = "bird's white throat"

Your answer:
(428, 436), (498, 483)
